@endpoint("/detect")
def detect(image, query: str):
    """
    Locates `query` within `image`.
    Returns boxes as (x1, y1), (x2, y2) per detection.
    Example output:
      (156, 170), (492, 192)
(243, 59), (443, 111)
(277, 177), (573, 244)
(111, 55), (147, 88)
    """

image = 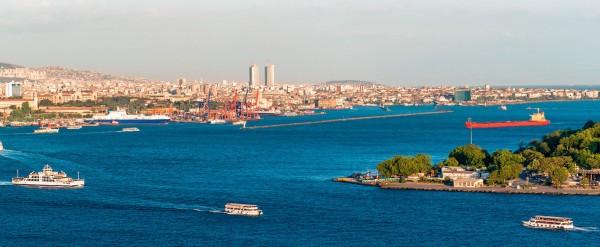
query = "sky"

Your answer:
(1, 0), (599, 86)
